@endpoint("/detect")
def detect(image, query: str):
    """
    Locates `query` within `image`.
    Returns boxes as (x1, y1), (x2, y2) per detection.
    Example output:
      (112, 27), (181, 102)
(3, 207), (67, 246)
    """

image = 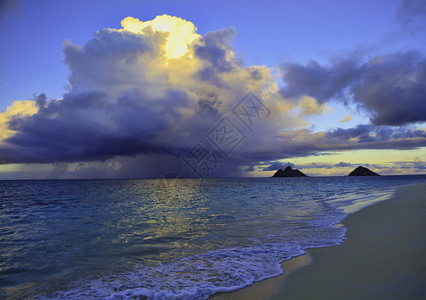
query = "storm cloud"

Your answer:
(0, 15), (425, 178)
(0, 15), (283, 175)
(280, 51), (426, 126)
(194, 28), (237, 79)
